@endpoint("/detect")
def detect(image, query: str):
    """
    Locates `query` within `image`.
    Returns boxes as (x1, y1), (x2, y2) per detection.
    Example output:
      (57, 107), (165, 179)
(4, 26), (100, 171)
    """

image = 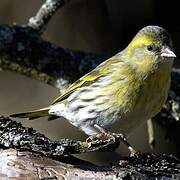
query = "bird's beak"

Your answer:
(160, 47), (176, 58)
